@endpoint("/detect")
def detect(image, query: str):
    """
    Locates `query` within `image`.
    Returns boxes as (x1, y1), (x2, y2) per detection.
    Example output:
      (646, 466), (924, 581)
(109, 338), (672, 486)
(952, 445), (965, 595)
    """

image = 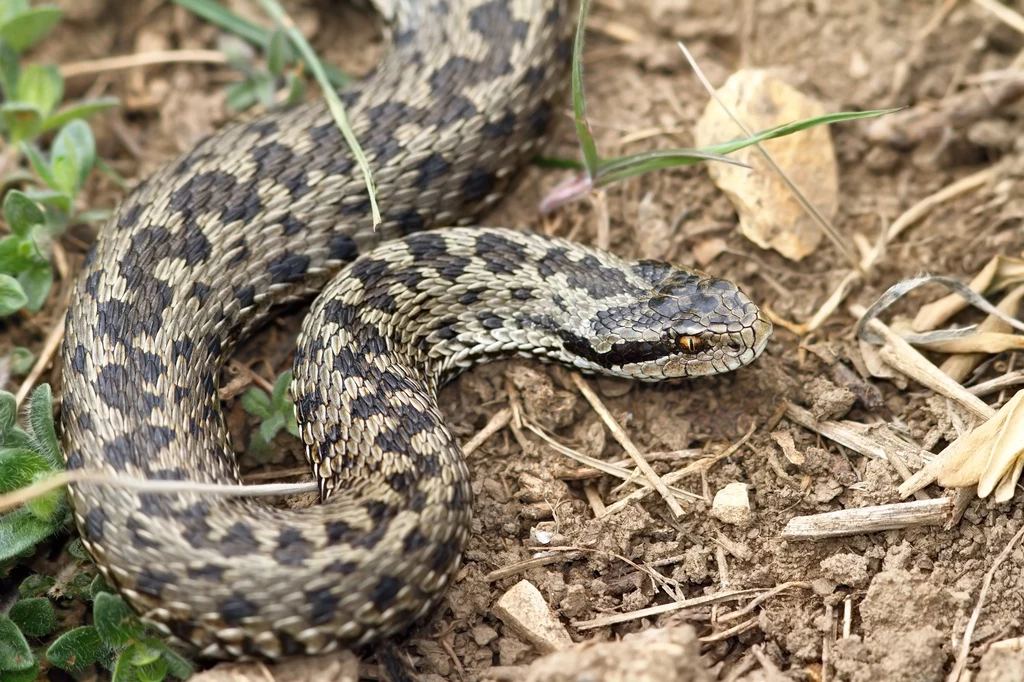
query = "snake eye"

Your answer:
(677, 335), (704, 353)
